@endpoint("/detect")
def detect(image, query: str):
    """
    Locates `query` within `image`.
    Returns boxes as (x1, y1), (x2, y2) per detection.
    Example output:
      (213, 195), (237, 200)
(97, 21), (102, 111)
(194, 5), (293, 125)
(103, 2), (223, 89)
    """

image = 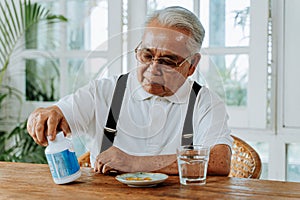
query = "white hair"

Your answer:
(145, 6), (205, 54)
